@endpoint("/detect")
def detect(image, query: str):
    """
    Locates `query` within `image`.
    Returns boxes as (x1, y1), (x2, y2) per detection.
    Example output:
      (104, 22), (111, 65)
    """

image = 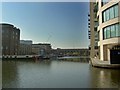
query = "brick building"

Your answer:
(0, 23), (20, 55)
